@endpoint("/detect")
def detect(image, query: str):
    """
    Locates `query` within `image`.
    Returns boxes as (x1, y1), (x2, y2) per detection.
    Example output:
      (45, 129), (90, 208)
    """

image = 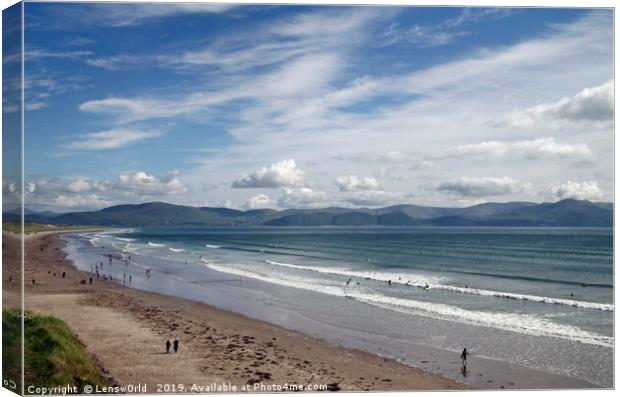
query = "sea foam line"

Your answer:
(208, 263), (613, 347)
(115, 237), (135, 242)
(148, 242), (166, 247)
(265, 260), (443, 285)
(264, 260), (613, 312)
